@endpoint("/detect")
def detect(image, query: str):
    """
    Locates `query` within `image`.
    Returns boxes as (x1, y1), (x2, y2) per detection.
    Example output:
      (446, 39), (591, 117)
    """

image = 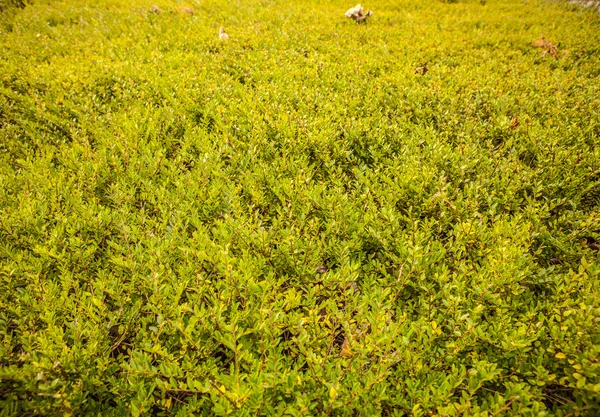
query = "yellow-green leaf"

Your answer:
(329, 386), (337, 400)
